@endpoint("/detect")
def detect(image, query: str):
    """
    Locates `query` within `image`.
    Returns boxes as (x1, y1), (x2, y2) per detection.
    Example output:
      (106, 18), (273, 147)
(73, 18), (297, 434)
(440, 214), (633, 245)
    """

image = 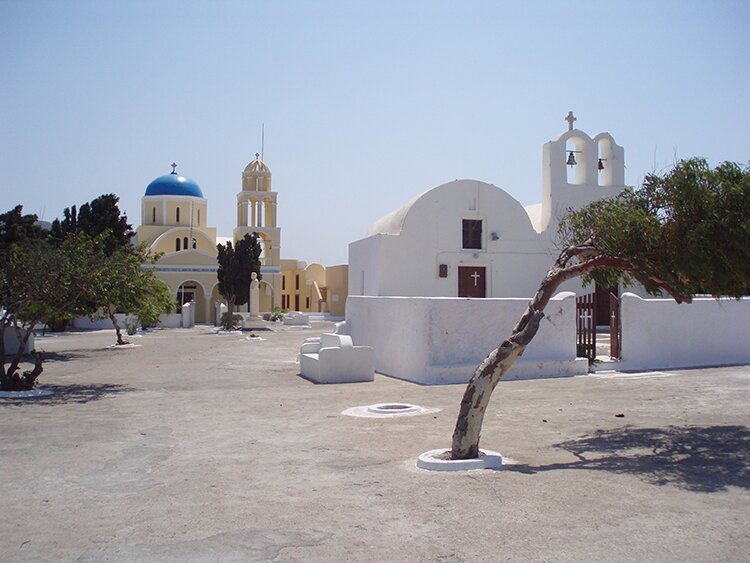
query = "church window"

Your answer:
(306, 297), (310, 309)
(183, 237), (189, 250)
(282, 275), (286, 290)
(152, 208), (156, 223)
(462, 219), (482, 249)
(191, 238), (197, 249)
(176, 207), (180, 223)
(197, 209), (201, 226)
(175, 238), (181, 251)
(296, 275), (300, 290)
